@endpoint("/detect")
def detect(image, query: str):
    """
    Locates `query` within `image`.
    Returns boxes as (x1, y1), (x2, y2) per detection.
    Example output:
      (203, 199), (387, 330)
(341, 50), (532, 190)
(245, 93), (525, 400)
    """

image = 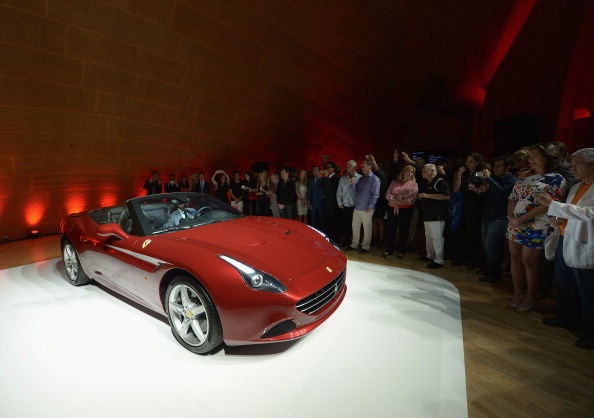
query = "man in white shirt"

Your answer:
(163, 200), (197, 228)
(337, 160), (360, 246)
